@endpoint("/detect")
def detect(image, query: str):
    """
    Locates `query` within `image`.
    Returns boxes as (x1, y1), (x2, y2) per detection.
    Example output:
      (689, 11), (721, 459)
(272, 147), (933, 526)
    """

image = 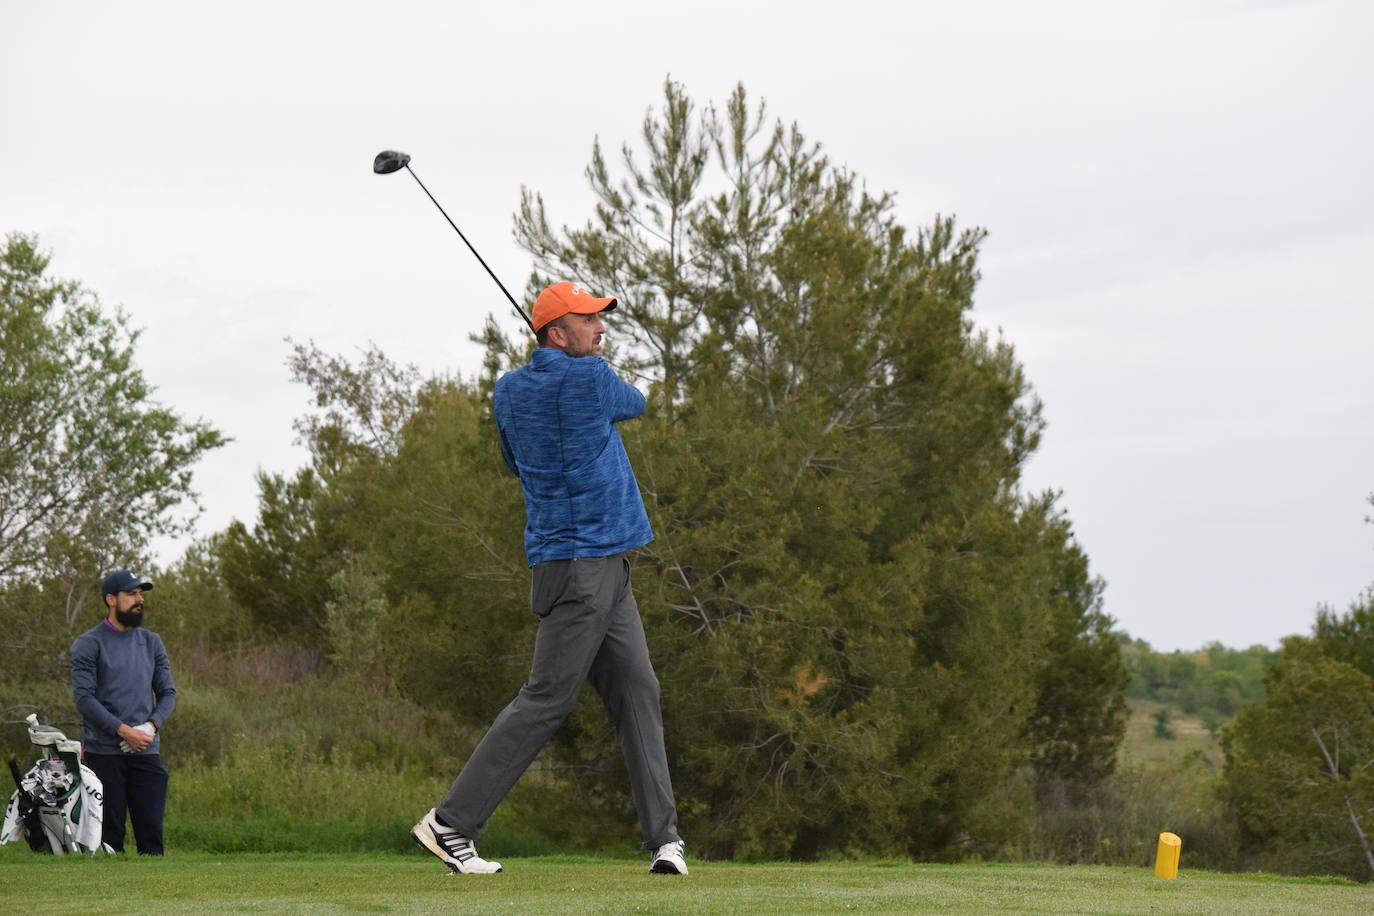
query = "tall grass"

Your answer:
(166, 735), (629, 856)
(169, 741), (443, 852)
